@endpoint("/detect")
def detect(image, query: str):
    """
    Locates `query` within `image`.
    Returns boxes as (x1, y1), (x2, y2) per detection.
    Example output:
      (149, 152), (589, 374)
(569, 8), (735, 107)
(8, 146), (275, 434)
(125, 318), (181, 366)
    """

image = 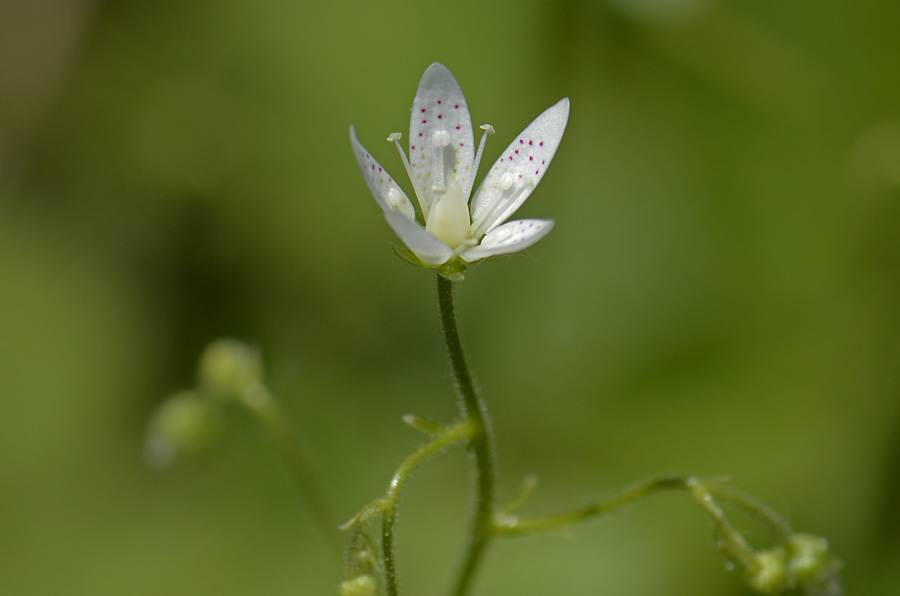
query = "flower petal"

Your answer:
(383, 208), (453, 266)
(409, 63), (476, 214)
(350, 126), (415, 221)
(469, 98), (569, 236)
(460, 219), (554, 262)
